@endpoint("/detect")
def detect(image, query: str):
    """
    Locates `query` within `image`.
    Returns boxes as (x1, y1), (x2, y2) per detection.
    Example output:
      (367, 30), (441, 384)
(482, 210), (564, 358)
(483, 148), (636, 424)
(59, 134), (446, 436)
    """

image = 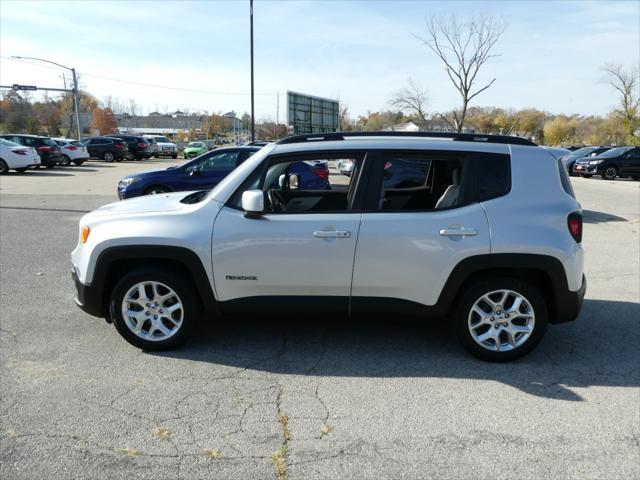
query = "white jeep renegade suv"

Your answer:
(72, 132), (586, 361)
